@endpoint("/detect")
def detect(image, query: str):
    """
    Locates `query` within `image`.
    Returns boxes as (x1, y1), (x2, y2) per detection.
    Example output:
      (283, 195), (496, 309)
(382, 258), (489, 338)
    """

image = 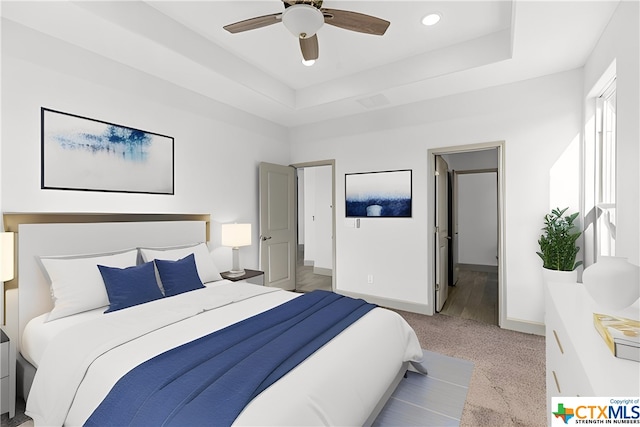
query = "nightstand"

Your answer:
(221, 269), (264, 286)
(1, 328), (15, 419)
